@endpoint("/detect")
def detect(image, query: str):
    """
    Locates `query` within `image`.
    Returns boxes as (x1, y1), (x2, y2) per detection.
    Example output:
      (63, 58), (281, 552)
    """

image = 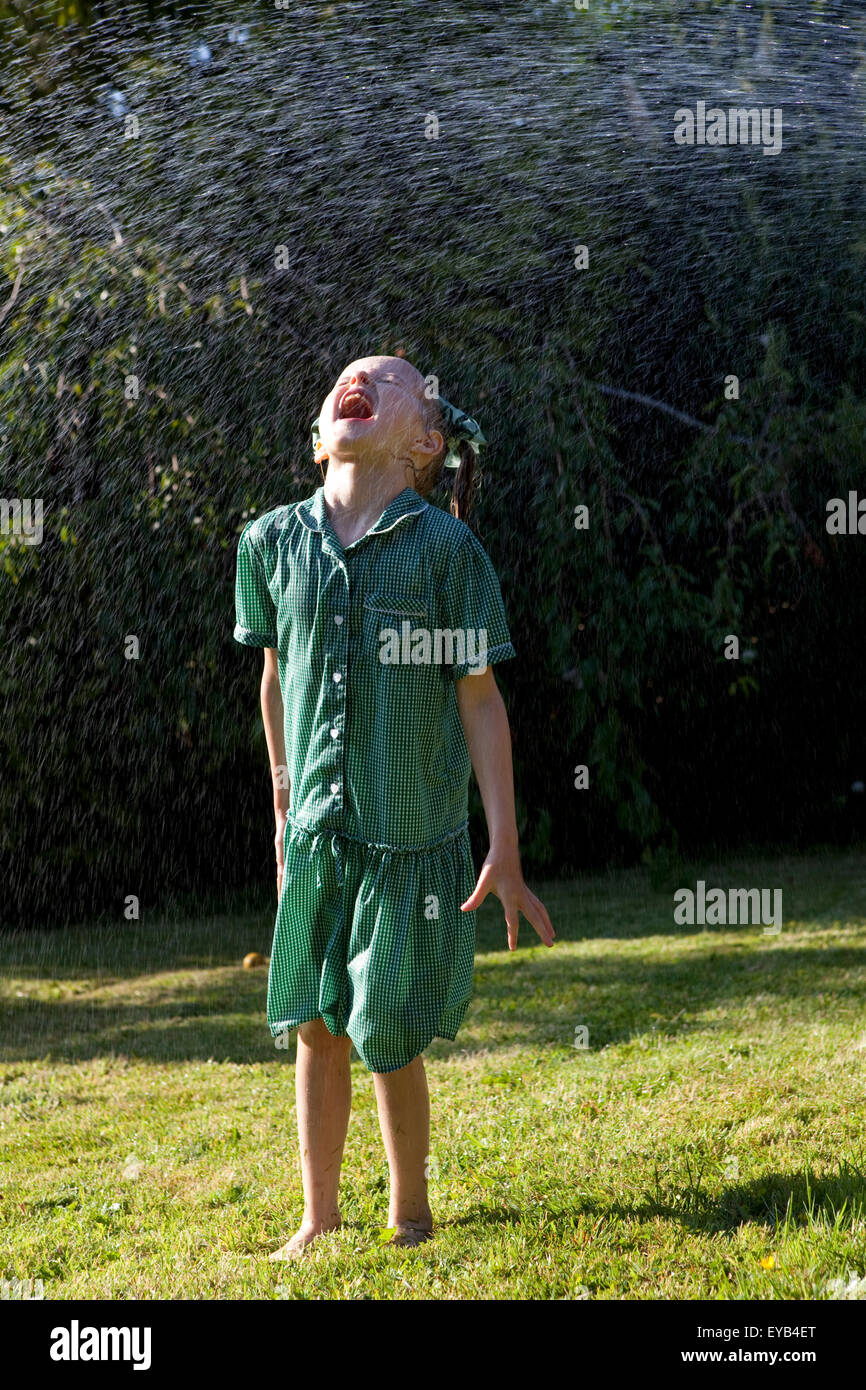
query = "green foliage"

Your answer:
(1, 1), (865, 923)
(641, 833), (684, 894)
